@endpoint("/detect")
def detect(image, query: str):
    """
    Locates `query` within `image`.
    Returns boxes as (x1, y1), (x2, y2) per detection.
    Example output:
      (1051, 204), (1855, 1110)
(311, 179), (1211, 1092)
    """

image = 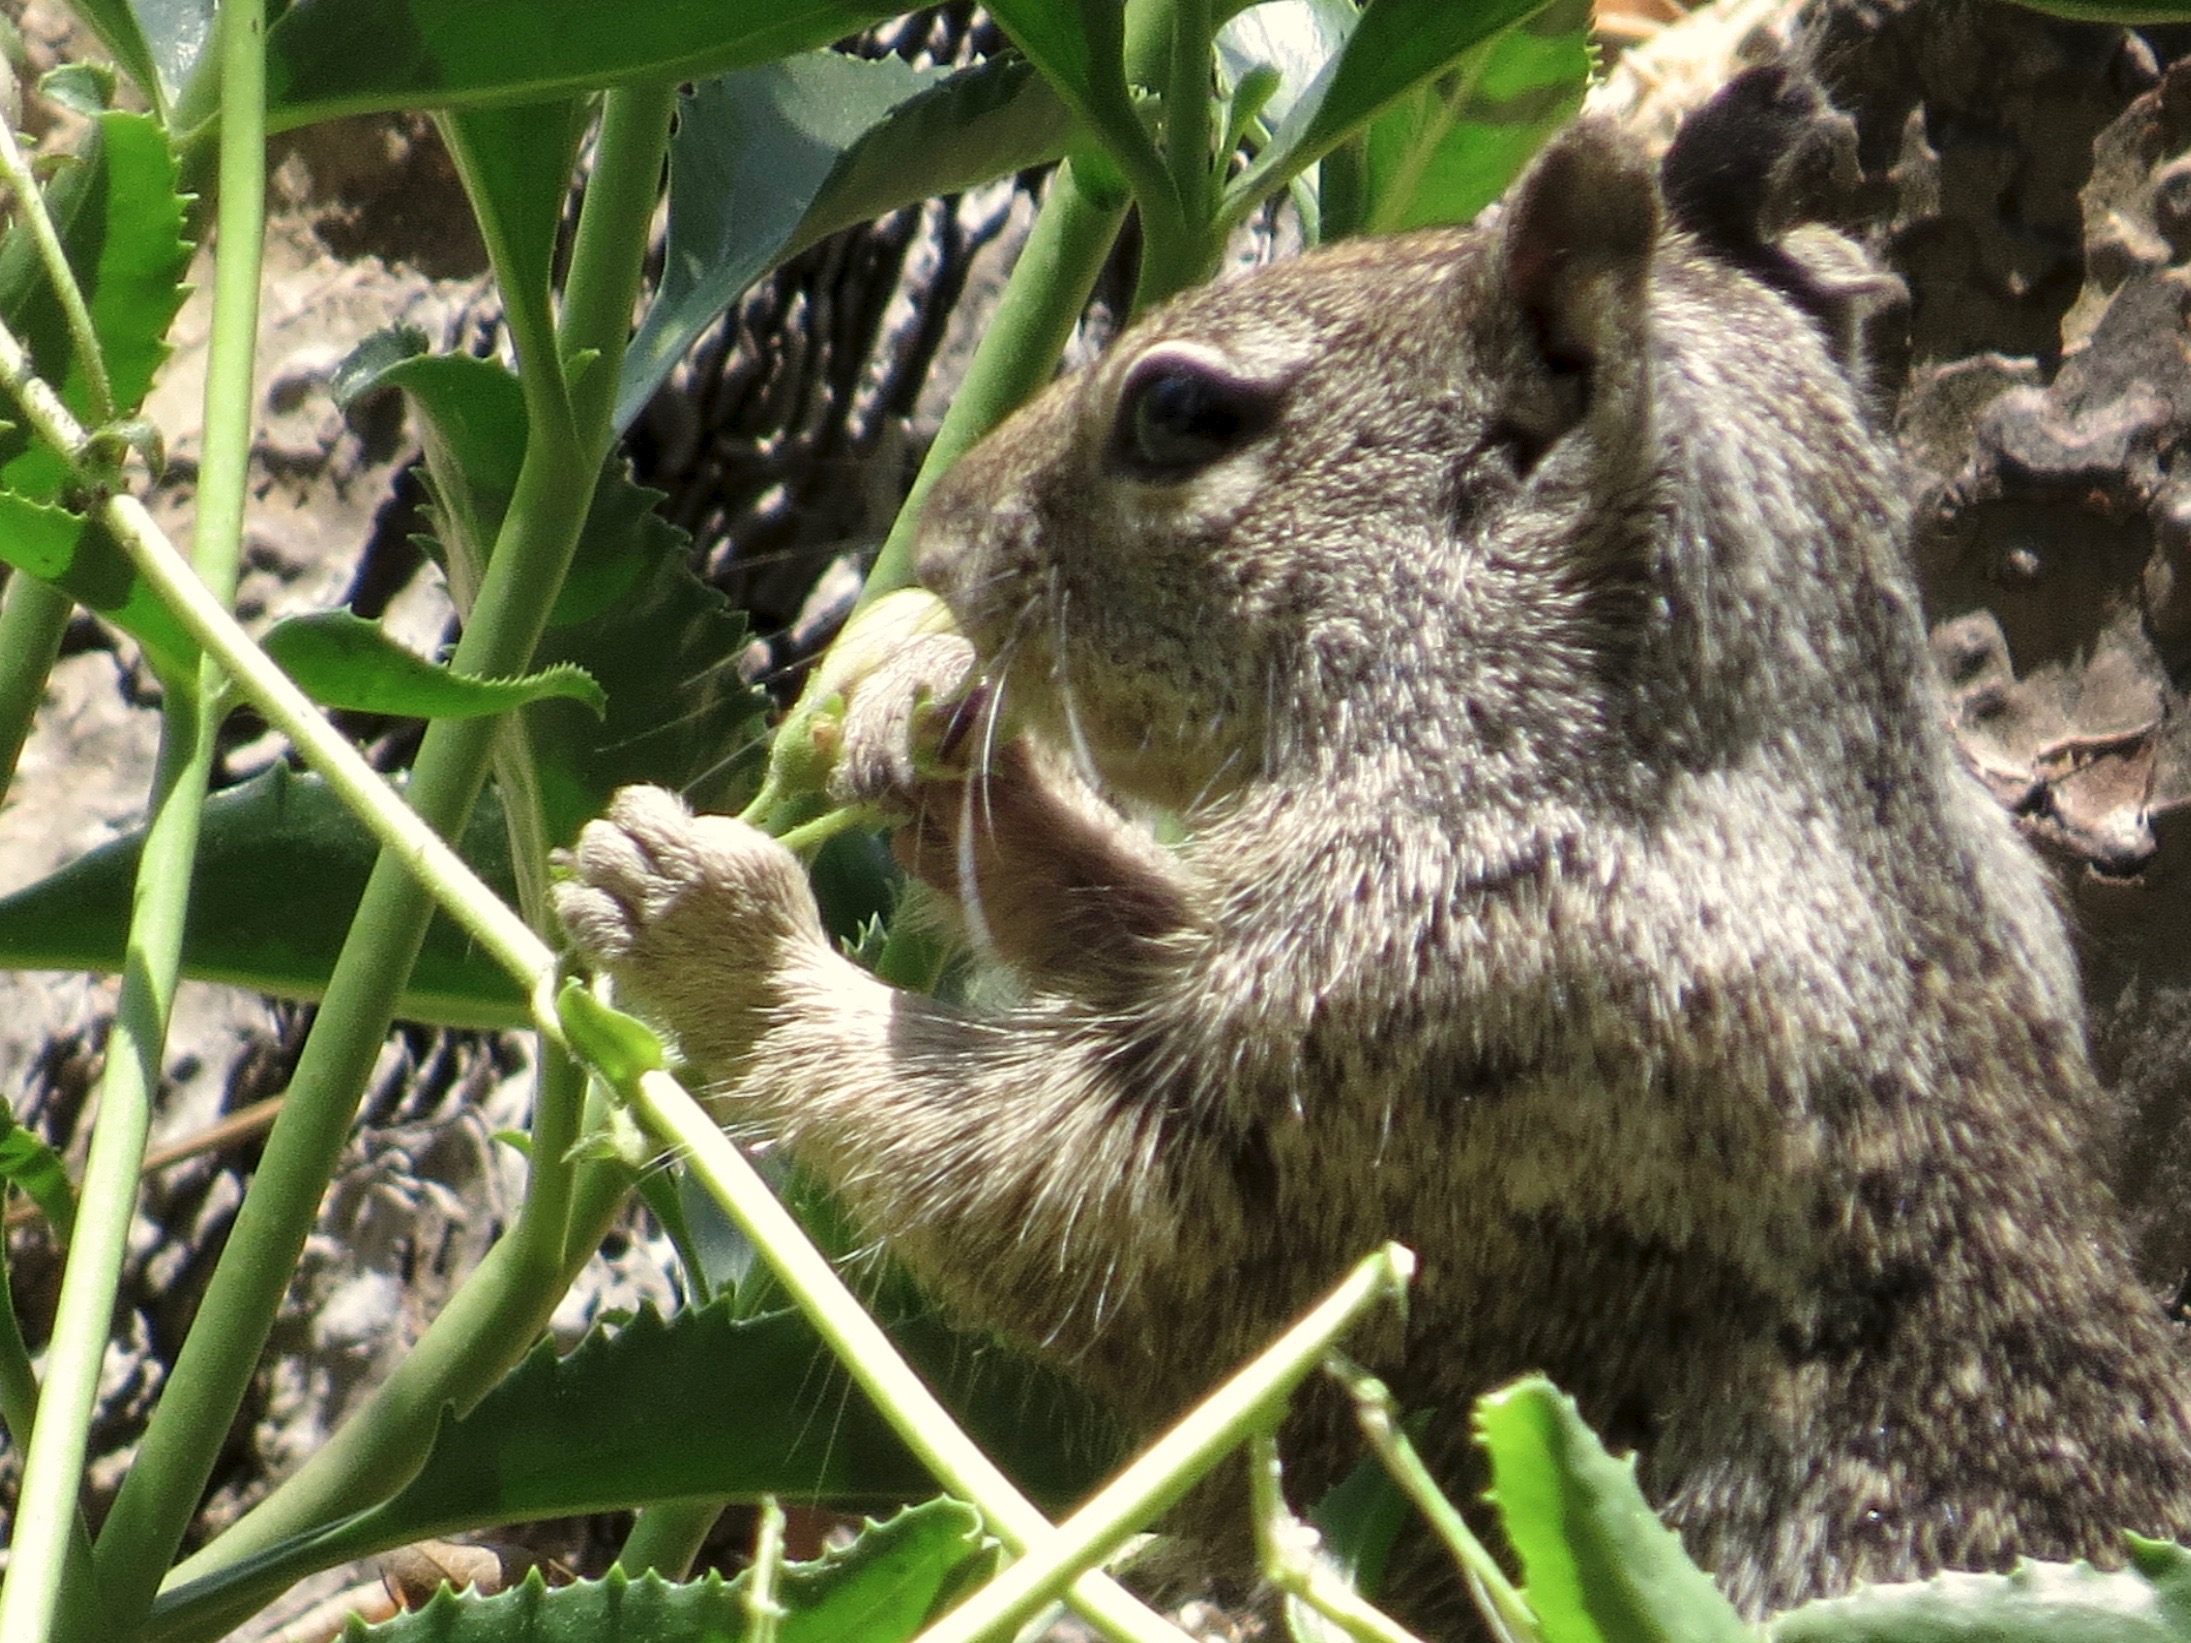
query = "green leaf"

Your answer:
(1766, 1538), (2191, 1642)
(263, 608), (606, 719)
(556, 981), (666, 1092)
(333, 340), (526, 581)
(337, 333), (772, 842)
(39, 62), (119, 117)
(437, 98), (592, 349)
(255, 0), (904, 134)
(617, 50), (1073, 428)
(0, 765), (528, 1030)
(150, 1301), (1111, 1633)
(0, 493), (198, 685)
(984, 0), (1130, 138)
(51, 0), (169, 115)
(0, 109), (192, 499)
(1227, 0), (1558, 219)
(342, 1505), (991, 1643)
(0, 1098), (75, 1246)
(1476, 1375), (1754, 1643)
(1360, 0), (1590, 234)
